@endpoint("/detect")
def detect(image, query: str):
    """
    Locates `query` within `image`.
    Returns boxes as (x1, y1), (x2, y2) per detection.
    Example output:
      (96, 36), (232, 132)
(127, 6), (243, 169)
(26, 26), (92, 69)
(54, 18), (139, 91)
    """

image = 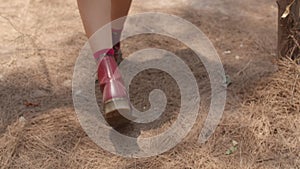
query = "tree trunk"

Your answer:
(277, 0), (300, 62)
